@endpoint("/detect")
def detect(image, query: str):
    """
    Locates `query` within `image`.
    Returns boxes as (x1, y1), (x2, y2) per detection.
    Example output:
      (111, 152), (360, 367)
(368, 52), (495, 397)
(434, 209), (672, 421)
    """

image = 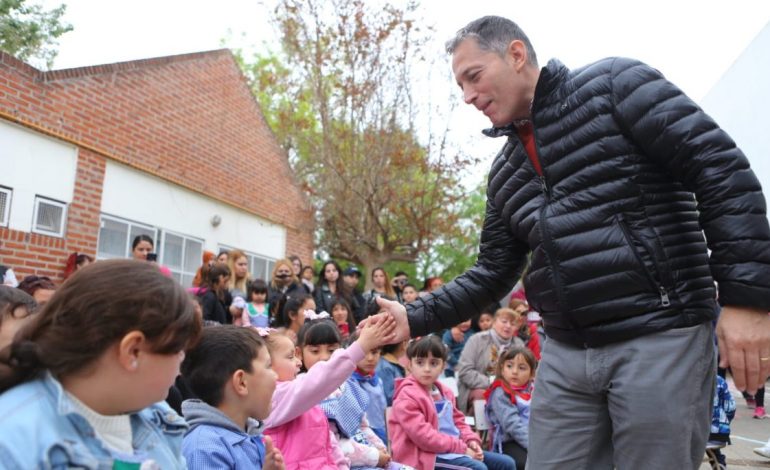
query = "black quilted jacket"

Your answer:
(407, 58), (770, 347)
